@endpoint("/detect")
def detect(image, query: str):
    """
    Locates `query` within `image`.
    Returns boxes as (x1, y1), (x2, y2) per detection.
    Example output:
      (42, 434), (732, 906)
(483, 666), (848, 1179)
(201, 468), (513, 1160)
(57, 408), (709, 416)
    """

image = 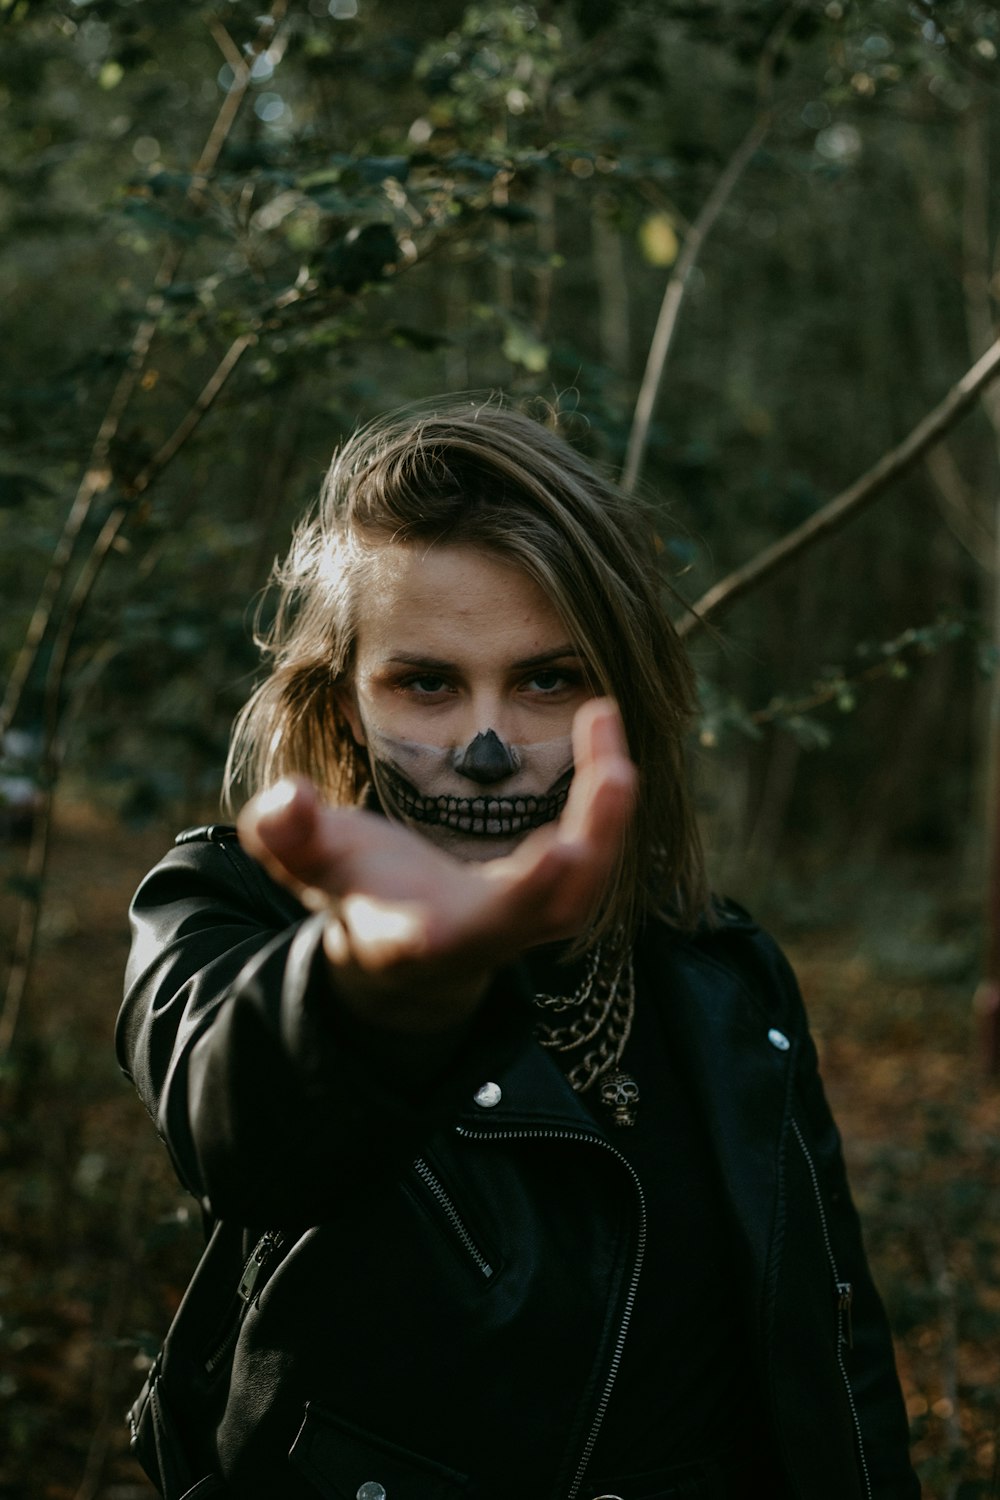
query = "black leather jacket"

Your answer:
(117, 827), (919, 1500)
